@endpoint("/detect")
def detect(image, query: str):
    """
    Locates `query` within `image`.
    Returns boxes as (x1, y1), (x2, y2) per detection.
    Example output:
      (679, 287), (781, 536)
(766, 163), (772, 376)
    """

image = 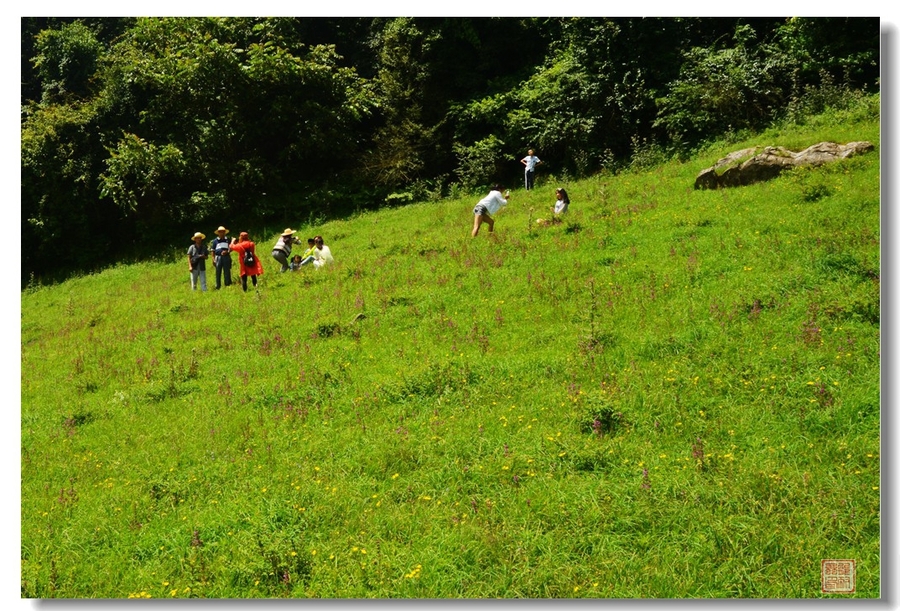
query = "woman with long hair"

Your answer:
(554, 188), (570, 215)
